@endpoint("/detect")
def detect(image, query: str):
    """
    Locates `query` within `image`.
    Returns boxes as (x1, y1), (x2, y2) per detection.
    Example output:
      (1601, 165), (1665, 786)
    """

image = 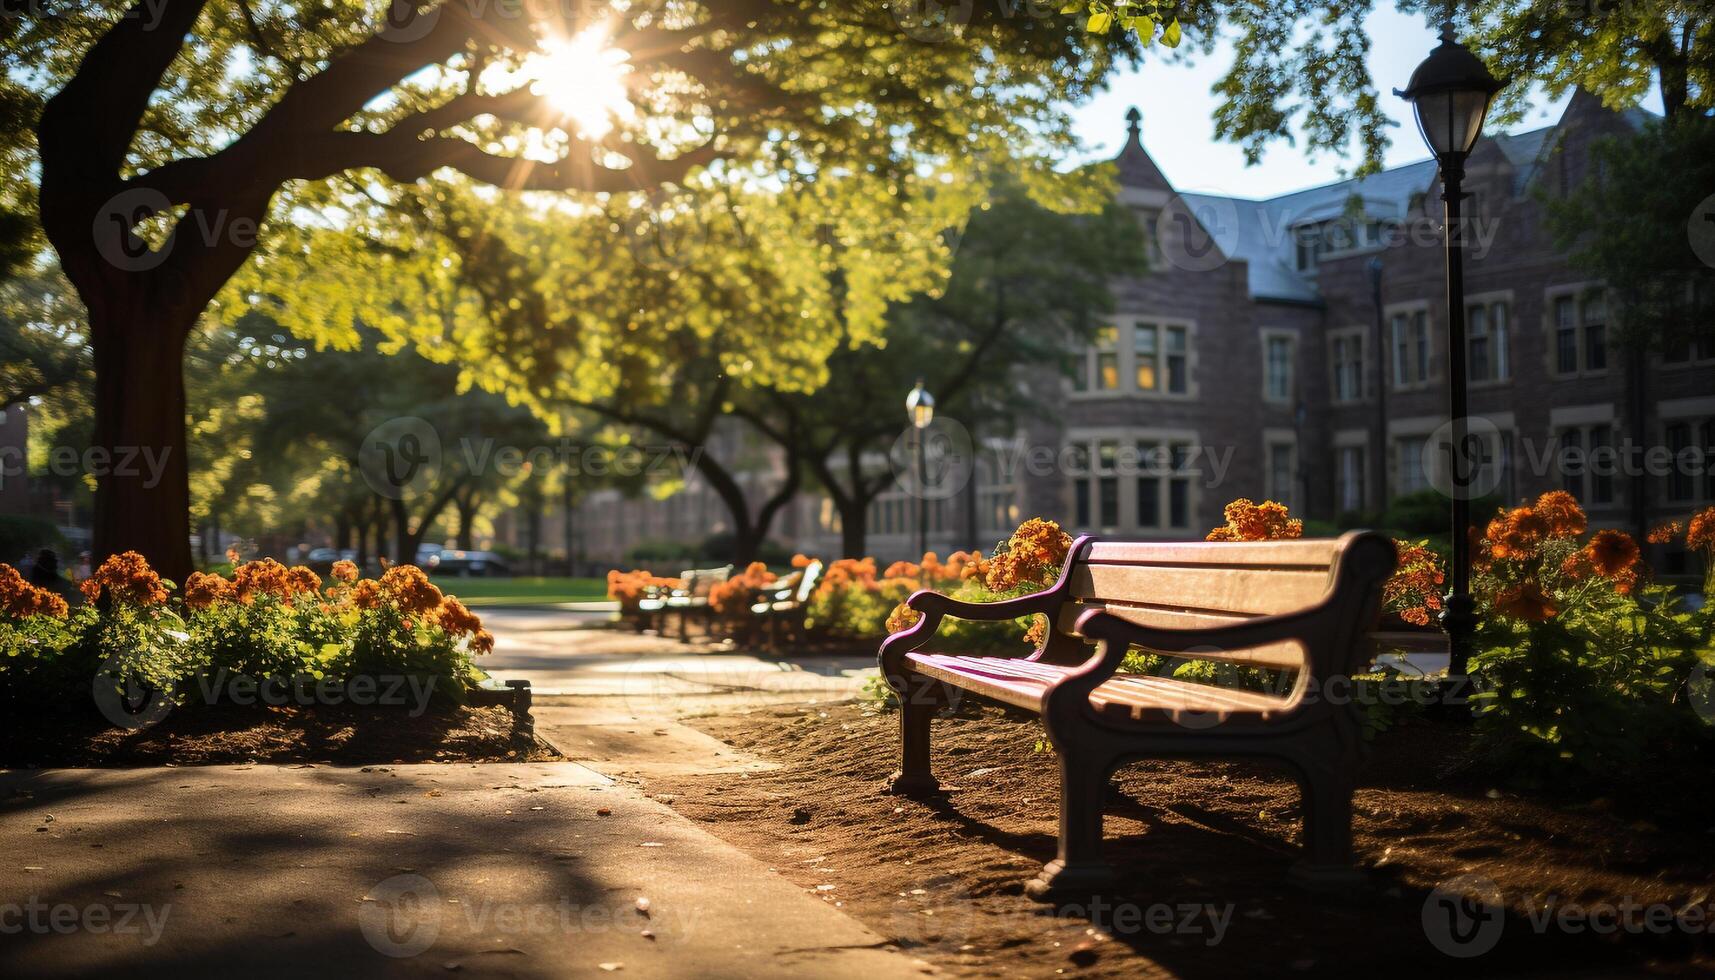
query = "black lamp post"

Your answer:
(1395, 21), (1505, 681)
(906, 380), (935, 556)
